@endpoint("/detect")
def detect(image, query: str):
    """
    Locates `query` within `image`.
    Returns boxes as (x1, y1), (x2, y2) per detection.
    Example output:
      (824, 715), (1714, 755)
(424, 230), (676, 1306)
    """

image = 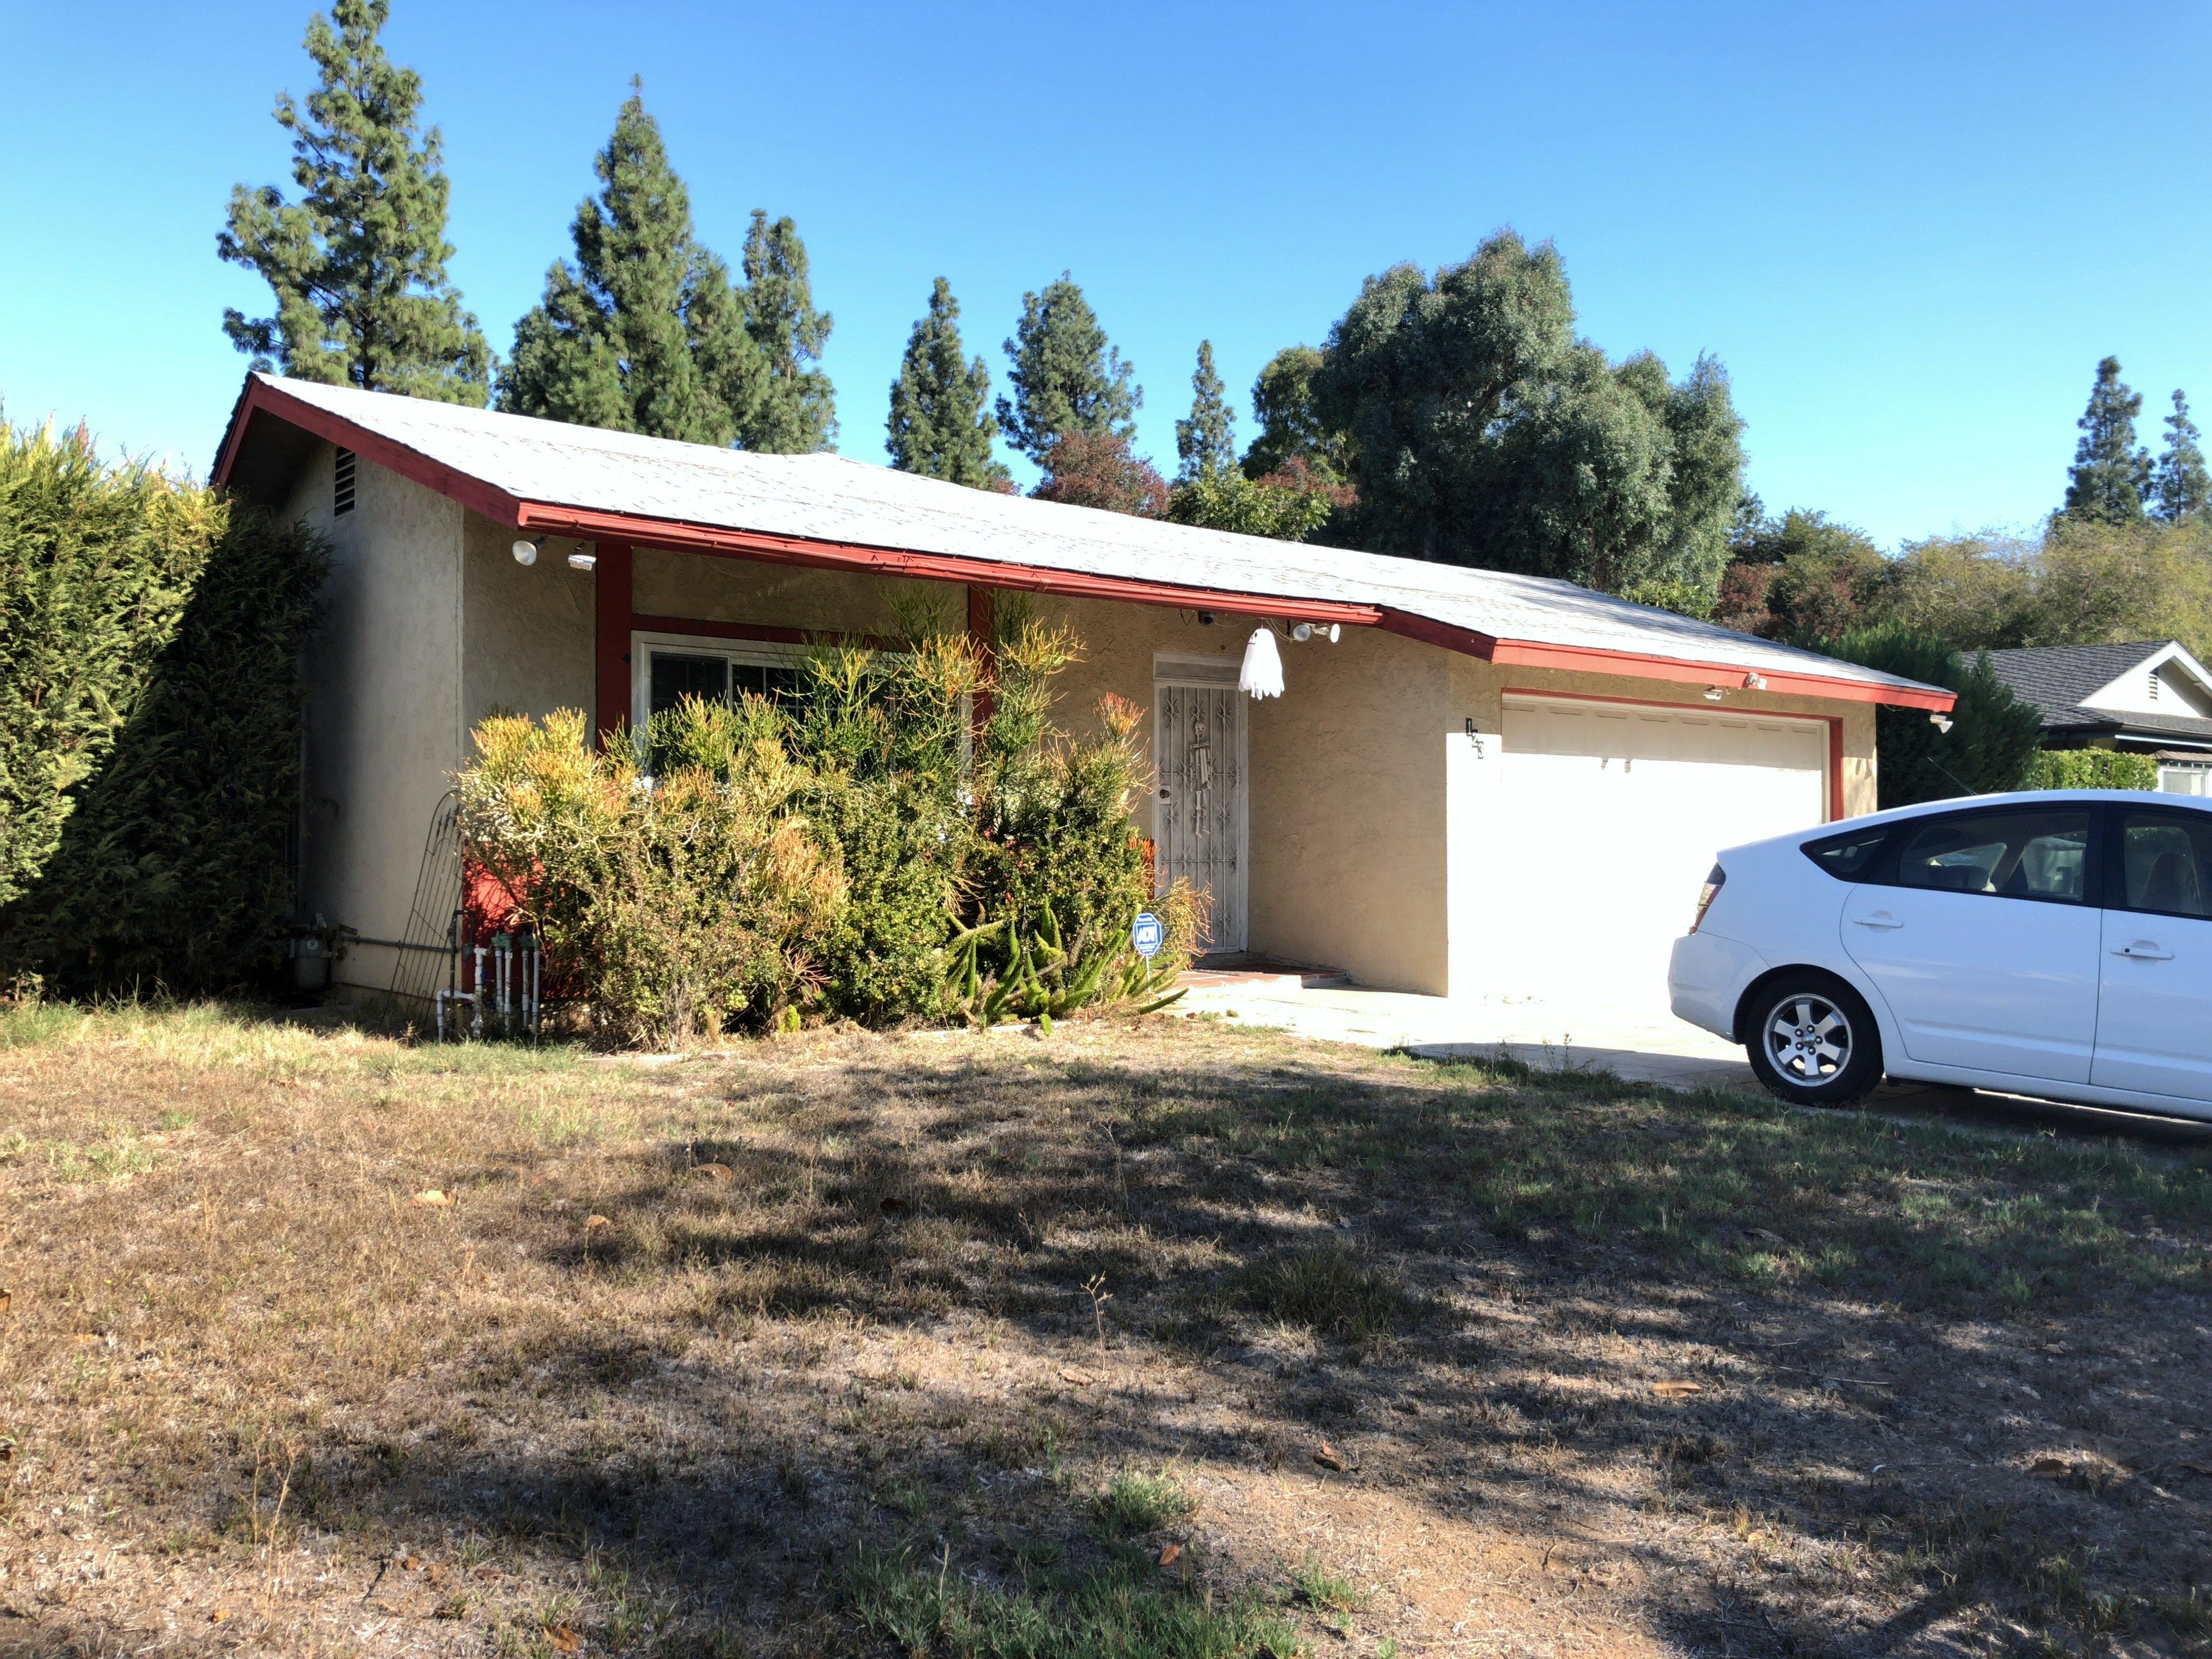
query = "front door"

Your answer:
(2090, 804), (2212, 1110)
(1153, 665), (1247, 952)
(1839, 804), (2100, 1084)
